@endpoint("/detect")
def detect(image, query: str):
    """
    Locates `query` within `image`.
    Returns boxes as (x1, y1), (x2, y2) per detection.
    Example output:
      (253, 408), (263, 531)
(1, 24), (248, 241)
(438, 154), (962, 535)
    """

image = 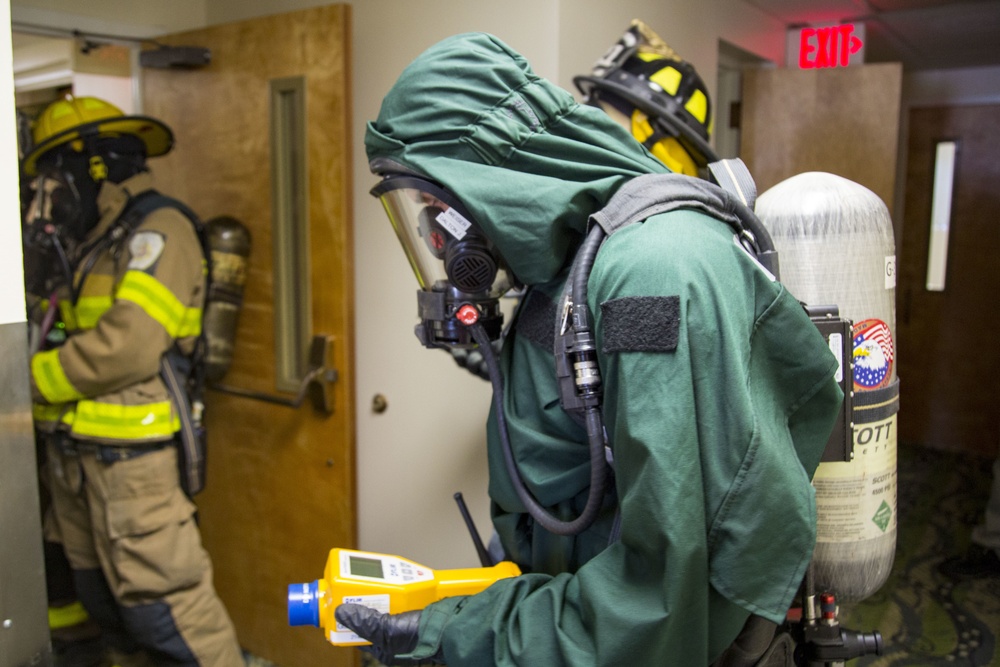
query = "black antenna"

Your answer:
(453, 492), (493, 567)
